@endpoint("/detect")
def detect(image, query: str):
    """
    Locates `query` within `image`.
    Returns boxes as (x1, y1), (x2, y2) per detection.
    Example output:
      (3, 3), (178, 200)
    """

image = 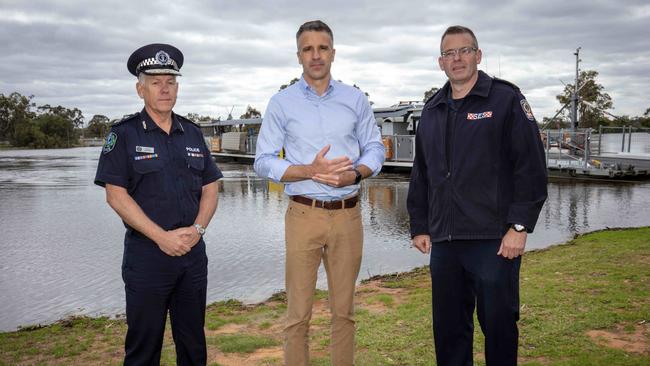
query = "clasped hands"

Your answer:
(156, 226), (201, 257)
(309, 145), (357, 188)
(411, 229), (527, 259)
